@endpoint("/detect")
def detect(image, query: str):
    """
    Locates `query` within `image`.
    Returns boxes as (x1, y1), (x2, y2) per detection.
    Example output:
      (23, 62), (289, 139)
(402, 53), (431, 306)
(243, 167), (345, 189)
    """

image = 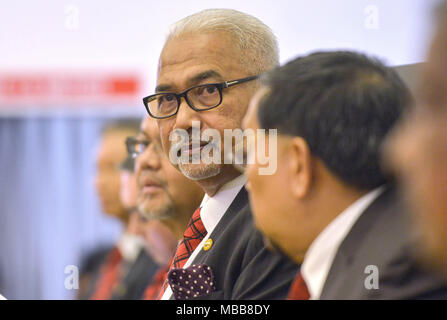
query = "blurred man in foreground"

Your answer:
(384, 0), (447, 277)
(244, 51), (447, 299)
